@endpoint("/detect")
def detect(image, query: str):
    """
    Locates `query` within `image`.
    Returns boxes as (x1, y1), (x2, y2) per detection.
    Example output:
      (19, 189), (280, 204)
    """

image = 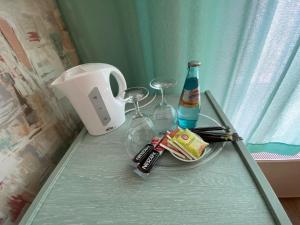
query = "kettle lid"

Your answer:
(62, 63), (113, 81)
